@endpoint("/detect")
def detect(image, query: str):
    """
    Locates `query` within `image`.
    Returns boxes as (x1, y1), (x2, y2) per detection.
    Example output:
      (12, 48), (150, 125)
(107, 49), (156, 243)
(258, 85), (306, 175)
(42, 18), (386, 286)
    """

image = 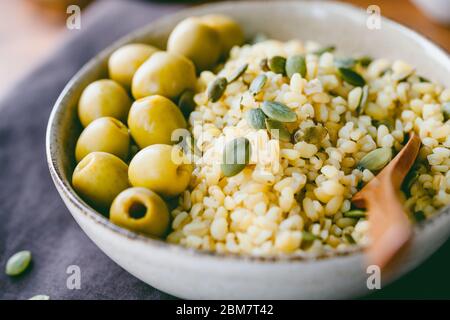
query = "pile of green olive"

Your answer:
(72, 14), (244, 238)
